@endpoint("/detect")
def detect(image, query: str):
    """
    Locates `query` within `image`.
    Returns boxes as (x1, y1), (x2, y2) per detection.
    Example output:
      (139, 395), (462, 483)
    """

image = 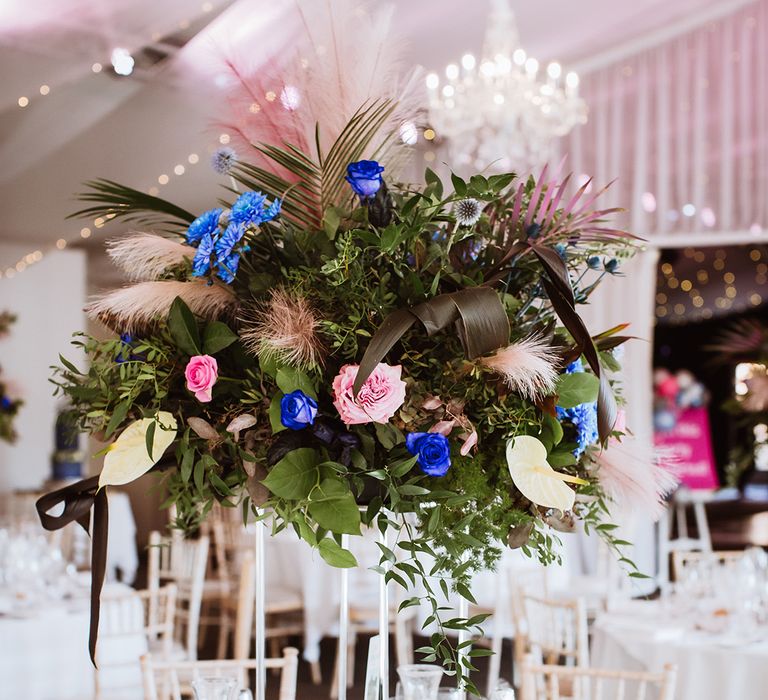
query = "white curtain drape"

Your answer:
(558, 0), (768, 577)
